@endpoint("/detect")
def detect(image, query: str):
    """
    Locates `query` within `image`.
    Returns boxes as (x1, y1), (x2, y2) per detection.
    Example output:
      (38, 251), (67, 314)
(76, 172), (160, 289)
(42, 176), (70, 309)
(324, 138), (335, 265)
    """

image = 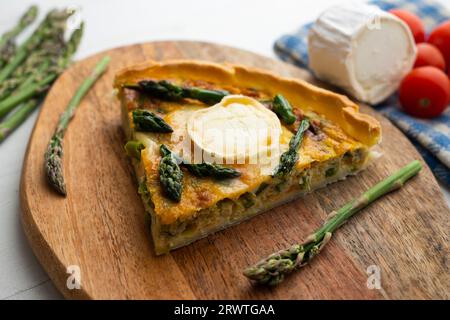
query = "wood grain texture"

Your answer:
(20, 41), (449, 300)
